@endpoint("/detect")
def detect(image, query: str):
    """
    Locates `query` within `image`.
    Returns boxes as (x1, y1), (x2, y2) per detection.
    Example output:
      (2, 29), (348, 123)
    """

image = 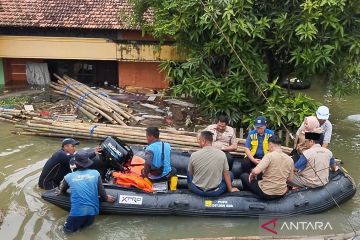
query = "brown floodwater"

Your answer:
(0, 84), (359, 239)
